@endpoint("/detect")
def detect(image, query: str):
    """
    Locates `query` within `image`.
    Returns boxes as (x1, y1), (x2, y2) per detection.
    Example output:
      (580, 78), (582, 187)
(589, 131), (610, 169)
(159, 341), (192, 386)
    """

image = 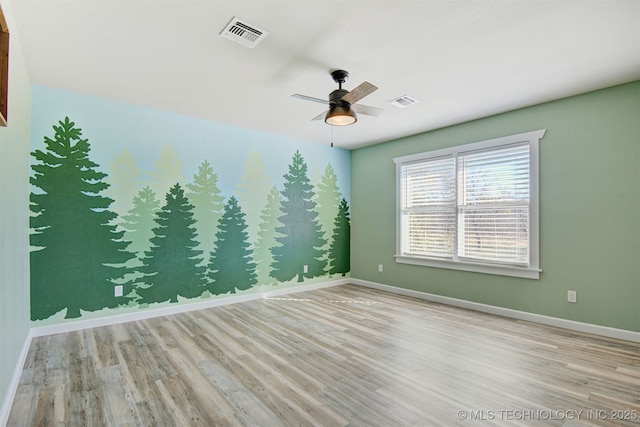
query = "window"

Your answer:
(394, 130), (545, 279)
